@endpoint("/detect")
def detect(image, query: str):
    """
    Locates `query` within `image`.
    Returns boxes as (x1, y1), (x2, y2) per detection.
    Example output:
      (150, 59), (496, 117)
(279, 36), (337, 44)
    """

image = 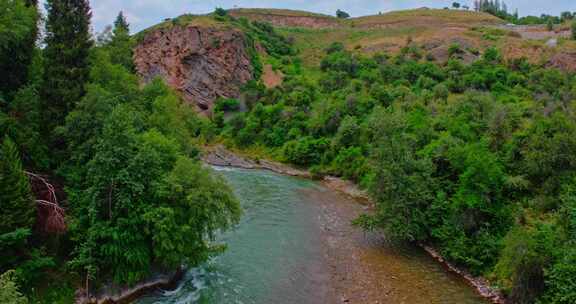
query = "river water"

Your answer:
(137, 167), (487, 304)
